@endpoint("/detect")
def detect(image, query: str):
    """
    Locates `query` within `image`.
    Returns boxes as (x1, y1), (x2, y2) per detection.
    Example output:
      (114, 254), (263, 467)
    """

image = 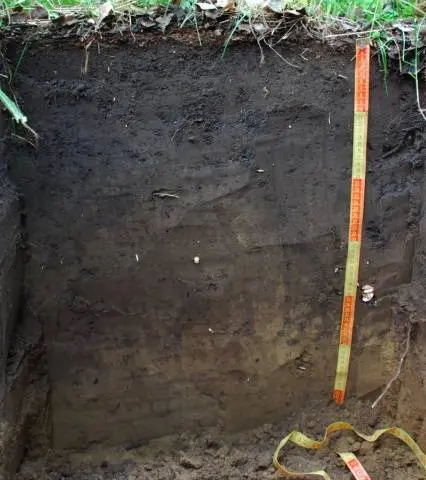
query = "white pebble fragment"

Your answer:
(208, 328), (214, 334)
(361, 284), (375, 303)
(193, 256), (200, 264)
(256, 169), (265, 173)
(135, 254), (139, 262)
